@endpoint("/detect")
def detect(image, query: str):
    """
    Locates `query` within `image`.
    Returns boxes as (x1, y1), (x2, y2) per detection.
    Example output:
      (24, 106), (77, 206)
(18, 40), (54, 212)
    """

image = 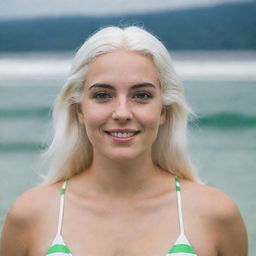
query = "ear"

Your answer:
(76, 104), (84, 123)
(159, 106), (167, 125)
